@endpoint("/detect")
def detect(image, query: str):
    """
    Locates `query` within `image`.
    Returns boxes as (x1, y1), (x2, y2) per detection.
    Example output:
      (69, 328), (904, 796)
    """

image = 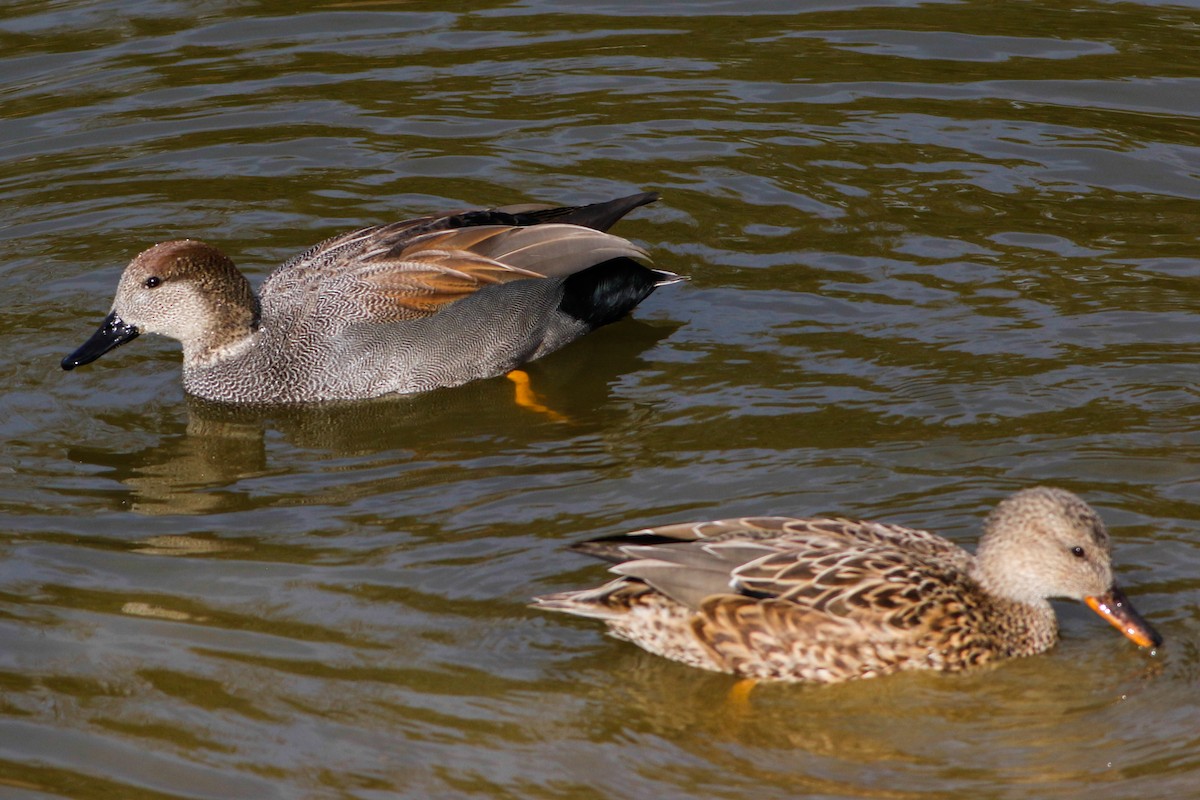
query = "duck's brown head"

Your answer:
(62, 240), (259, 370)
(975, 487), (1161, 649)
